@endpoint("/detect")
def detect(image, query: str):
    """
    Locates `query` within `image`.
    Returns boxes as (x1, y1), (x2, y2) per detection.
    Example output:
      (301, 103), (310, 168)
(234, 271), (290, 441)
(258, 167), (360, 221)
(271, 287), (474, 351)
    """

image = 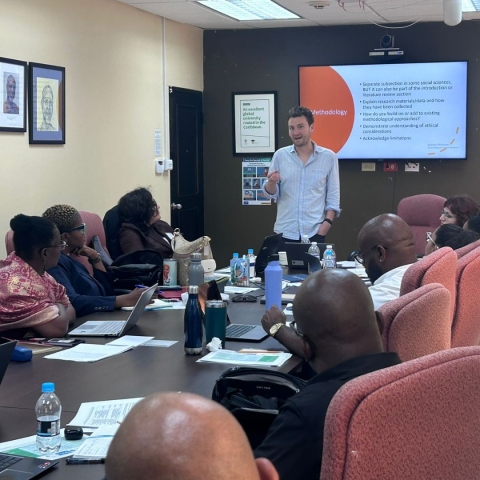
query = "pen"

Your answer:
(66, 458), (105, 465)
(135, 285), (147, 289)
